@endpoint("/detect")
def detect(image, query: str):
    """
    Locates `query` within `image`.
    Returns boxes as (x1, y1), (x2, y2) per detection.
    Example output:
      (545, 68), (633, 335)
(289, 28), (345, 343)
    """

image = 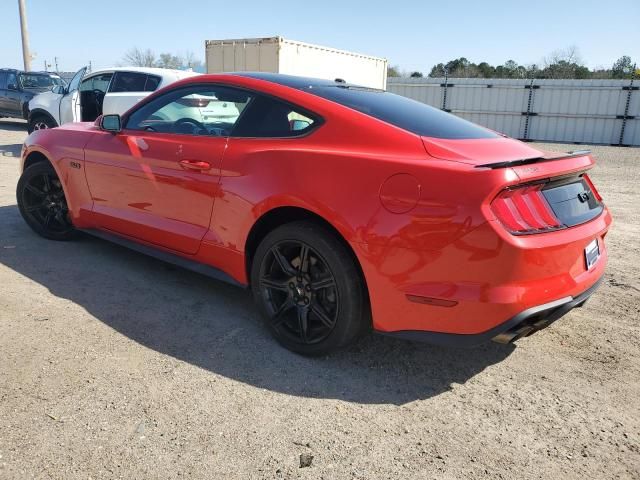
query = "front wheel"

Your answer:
(251, 221), (368, 356)
(17, 162), (76, 240)
(28, 114), (57, 134)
